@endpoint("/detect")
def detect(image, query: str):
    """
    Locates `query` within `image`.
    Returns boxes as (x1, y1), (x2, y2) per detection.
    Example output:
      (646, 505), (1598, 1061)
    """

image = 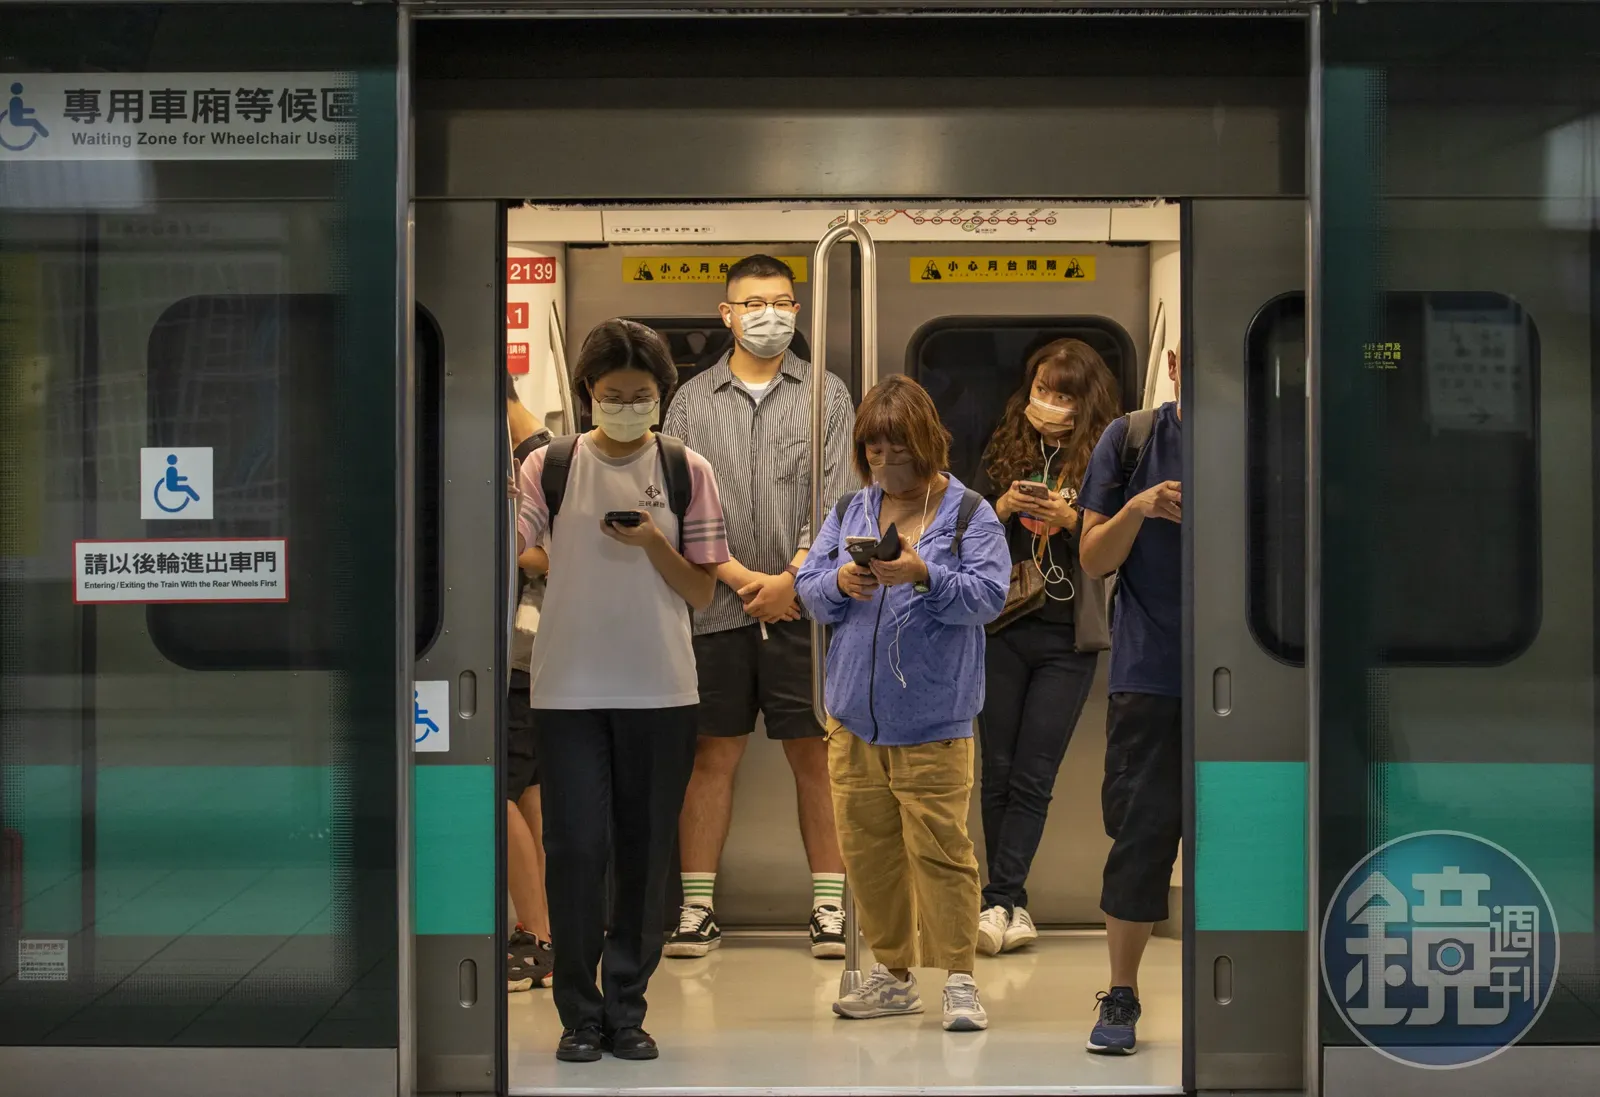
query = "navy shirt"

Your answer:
(1077, 402), (1182, 697)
